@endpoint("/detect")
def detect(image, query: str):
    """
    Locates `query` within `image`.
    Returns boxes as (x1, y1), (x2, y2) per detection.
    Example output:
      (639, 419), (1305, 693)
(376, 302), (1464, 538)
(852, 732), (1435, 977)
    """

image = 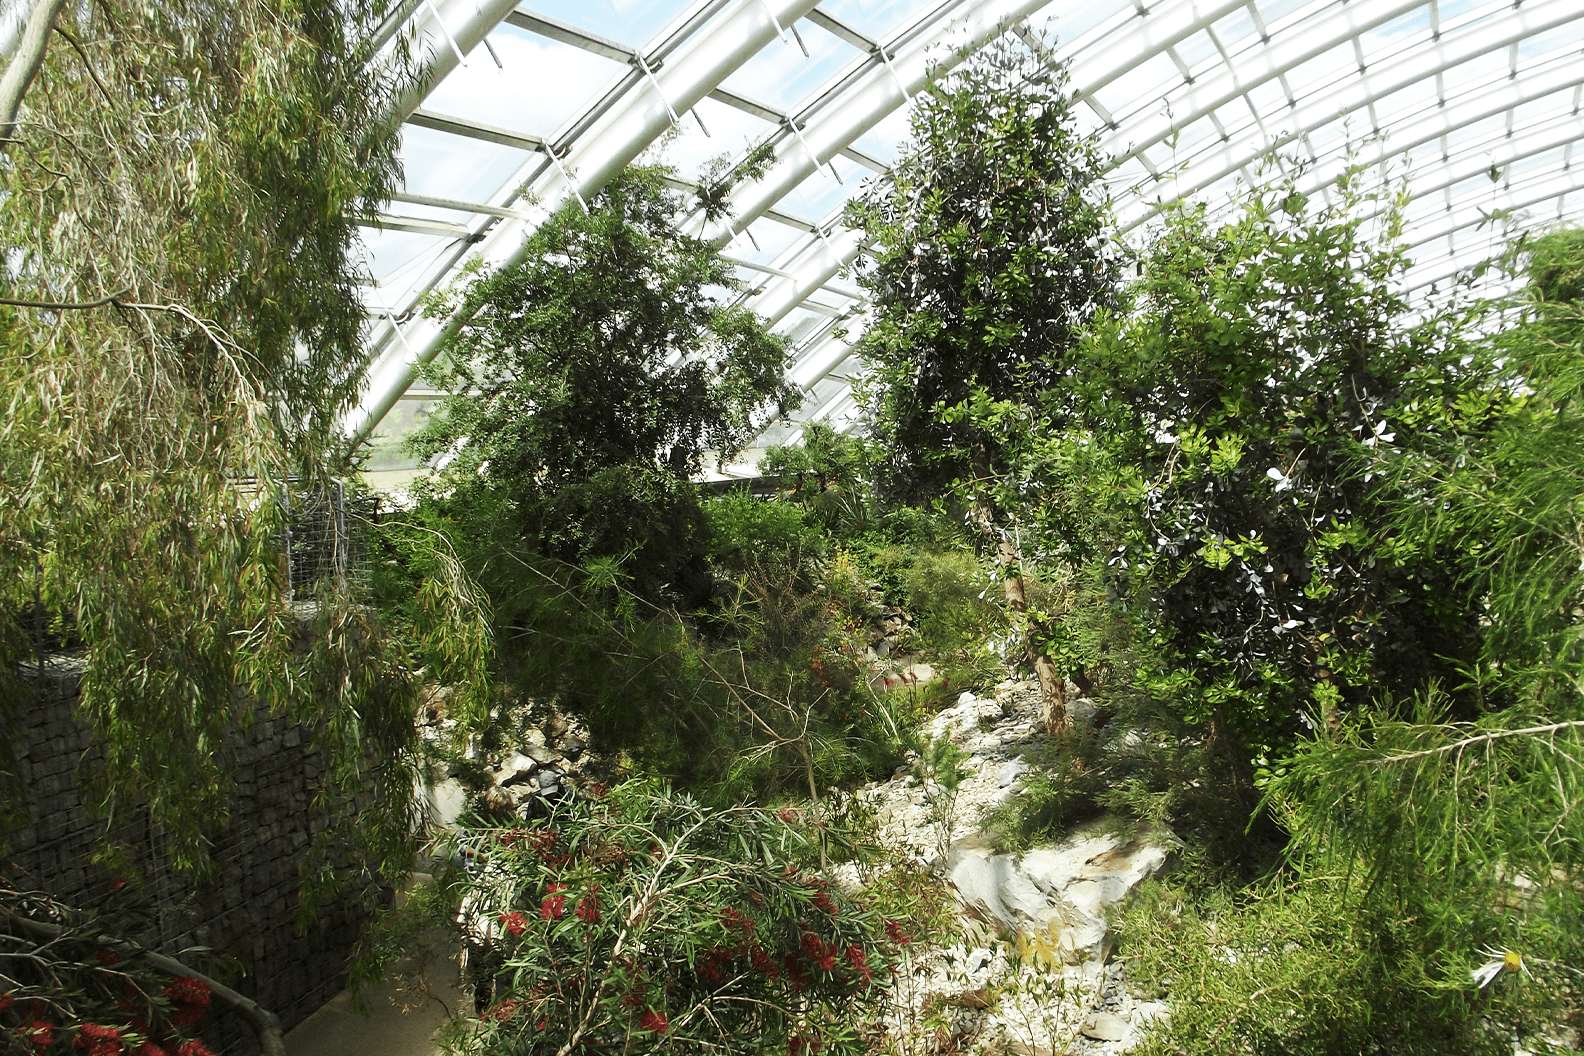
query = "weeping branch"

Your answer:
(0, 0), (68, 148)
